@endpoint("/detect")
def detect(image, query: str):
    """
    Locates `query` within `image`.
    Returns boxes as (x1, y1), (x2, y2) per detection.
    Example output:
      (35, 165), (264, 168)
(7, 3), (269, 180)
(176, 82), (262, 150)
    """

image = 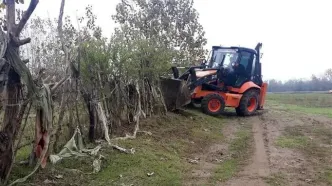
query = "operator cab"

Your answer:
(205, 44), (263, 87)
